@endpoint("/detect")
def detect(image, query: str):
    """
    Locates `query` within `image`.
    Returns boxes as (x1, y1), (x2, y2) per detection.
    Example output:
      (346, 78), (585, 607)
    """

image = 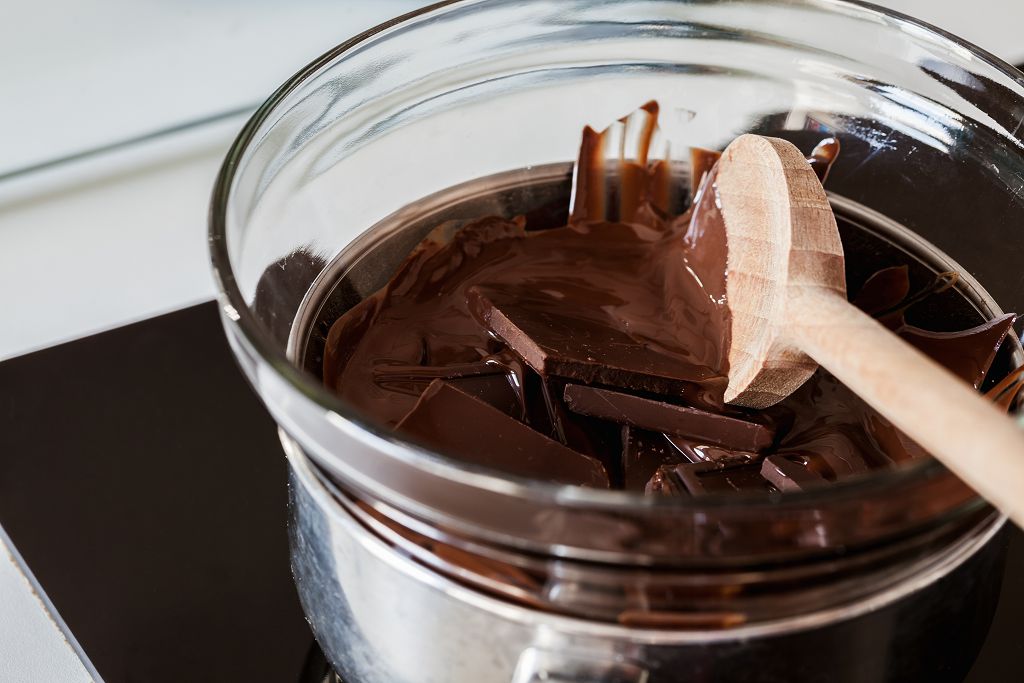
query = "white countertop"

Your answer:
(0, 528), (97, 682)
(1, 1), (1022, 680)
